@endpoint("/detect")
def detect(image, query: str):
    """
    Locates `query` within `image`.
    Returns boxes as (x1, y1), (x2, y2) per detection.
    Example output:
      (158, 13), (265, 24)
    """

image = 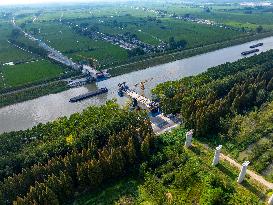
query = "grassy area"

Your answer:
(217, 101), (273, 183)
(0, 60), (65, 89)
(74, 178), (140, 205)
